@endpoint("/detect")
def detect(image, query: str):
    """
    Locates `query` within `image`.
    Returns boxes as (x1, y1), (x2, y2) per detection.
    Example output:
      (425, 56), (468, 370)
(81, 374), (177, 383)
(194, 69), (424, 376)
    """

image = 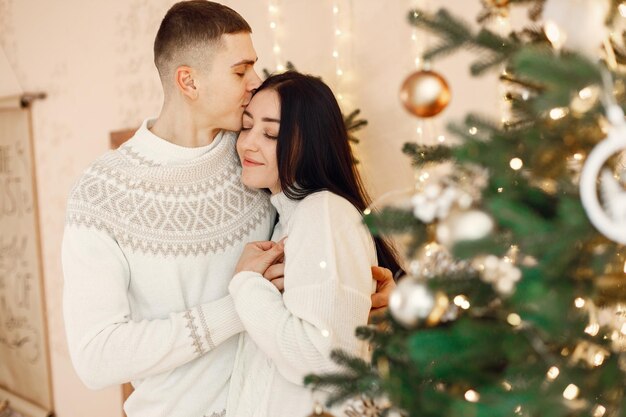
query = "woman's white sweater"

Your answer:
(226, 190), (376, 417)
(62, 119), (274, 417)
